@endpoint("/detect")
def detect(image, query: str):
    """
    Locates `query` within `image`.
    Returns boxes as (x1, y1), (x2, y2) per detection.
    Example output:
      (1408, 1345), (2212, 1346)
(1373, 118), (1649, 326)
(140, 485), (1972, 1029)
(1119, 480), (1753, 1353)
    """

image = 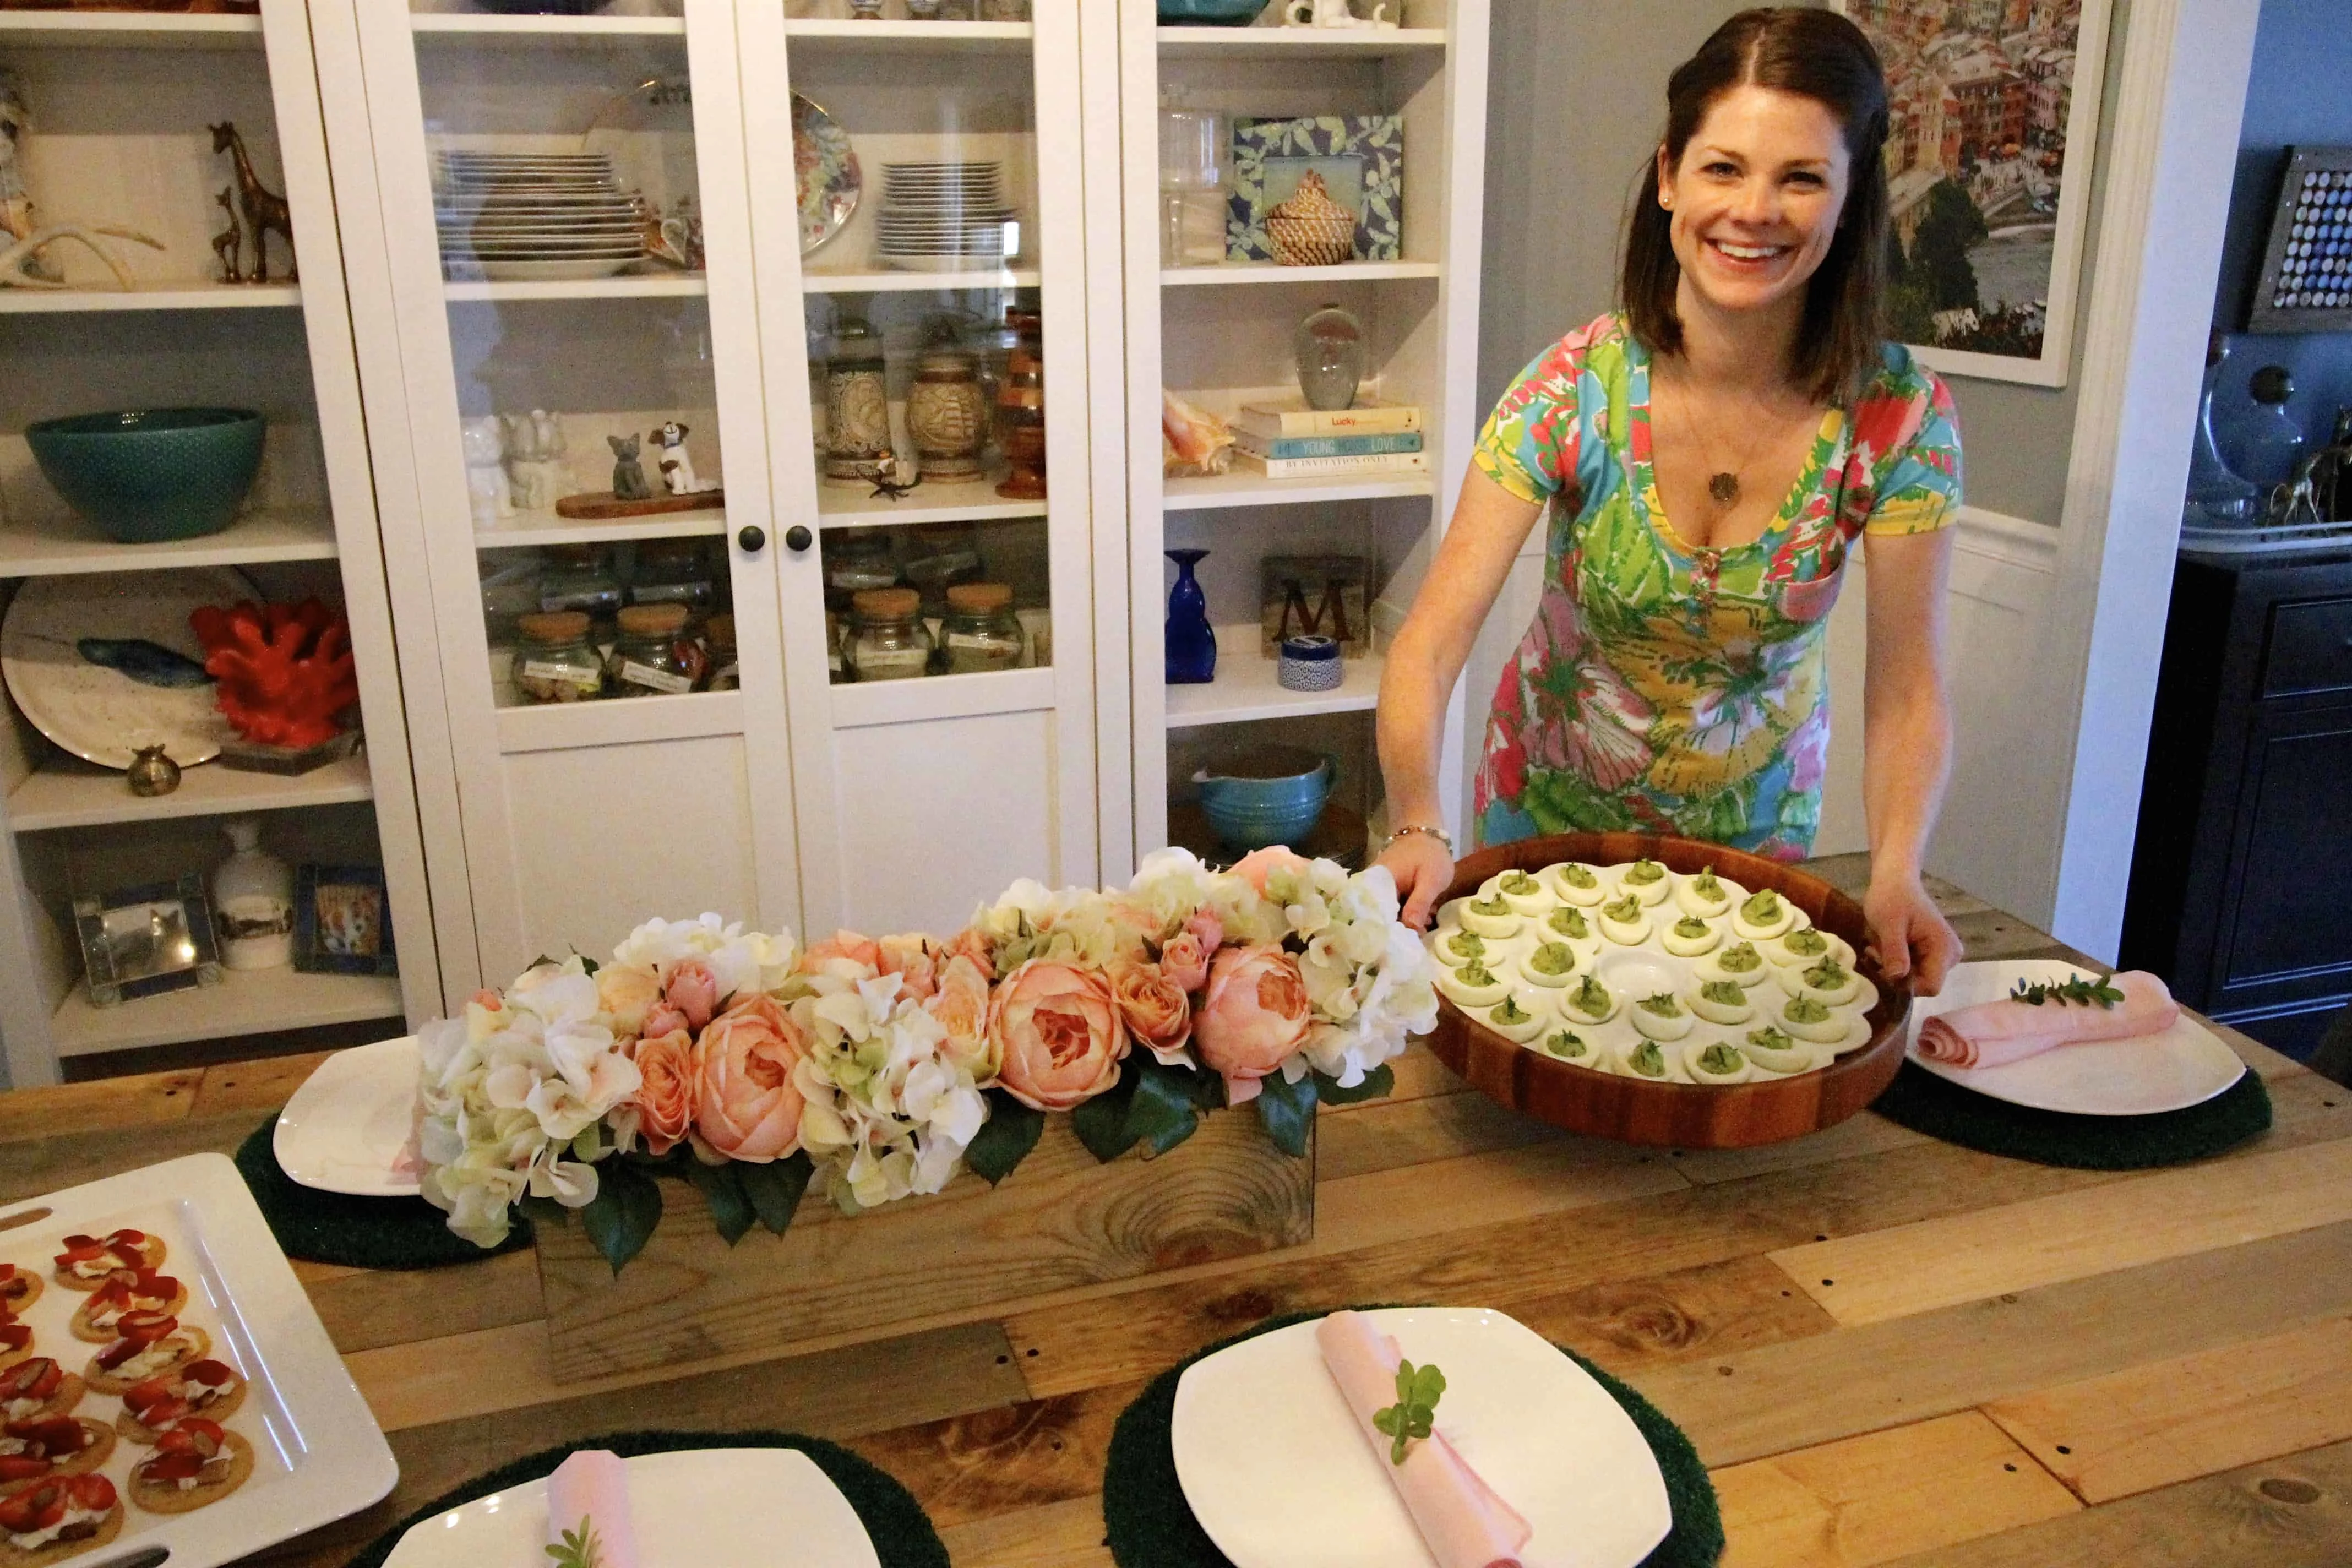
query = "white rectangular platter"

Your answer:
(0, 1152), (396, 1566)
